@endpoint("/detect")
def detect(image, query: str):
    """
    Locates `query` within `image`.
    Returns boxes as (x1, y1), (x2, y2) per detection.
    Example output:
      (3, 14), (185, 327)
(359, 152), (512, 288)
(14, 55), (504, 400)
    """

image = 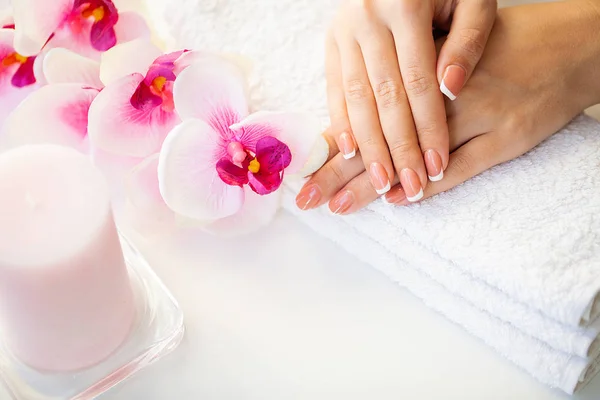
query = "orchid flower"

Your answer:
(0, 26), (39, 130)
(121, 58), (325, 236)
(2, 47), (101, 152)
(87, 39), (210, 158)
(11, 0), (149, 59)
